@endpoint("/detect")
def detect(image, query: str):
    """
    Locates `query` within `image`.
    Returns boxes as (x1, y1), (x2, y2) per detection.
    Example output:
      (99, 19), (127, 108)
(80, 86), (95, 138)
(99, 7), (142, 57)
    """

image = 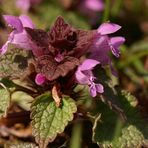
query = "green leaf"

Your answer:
(92, 90), (148, 147)
(4, 143), (38, 148)
(0, 84), (11, 118)
(31, 93), (77, 148)
(114, 125), (148, 148)
(11, 91), (34, 111)
(95, 67), (126, 120)
(131, 40), (148, 52)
